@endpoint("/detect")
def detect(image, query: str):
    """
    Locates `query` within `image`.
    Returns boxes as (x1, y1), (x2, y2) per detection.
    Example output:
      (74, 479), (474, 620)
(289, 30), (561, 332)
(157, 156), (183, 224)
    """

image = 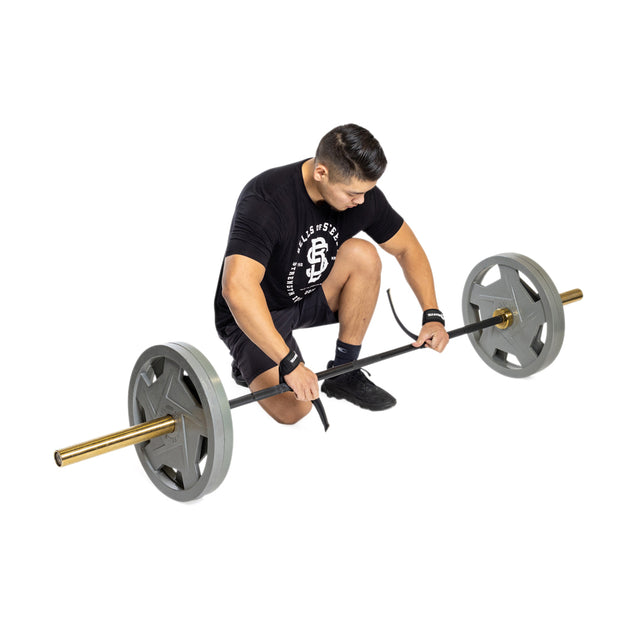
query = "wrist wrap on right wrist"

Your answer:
(279, 348), (303, 378)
